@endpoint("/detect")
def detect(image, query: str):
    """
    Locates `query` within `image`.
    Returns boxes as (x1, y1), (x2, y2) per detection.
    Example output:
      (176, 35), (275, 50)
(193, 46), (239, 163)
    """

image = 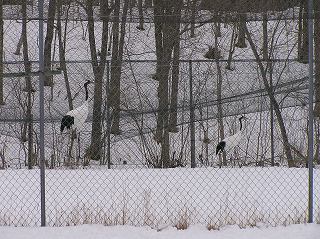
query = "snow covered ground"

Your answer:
(0, 223), (319, 239)
(0, 167), (319, 227)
